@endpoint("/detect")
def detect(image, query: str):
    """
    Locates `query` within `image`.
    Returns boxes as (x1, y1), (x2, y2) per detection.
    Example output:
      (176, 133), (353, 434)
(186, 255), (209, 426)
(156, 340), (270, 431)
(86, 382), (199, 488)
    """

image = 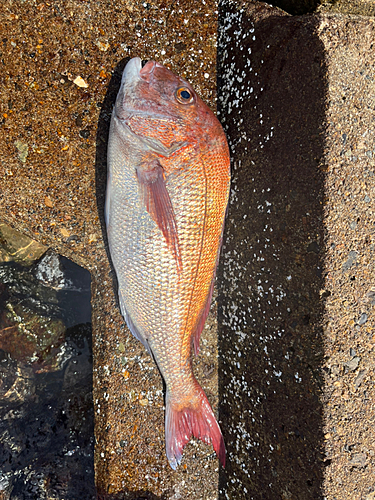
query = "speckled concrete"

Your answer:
(0, 1), (221, 498)
(318, 0), (375, 17)
(1, 0), (375, 499)
(318, 14), (375, 500)
(216, 2), (374, 499)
